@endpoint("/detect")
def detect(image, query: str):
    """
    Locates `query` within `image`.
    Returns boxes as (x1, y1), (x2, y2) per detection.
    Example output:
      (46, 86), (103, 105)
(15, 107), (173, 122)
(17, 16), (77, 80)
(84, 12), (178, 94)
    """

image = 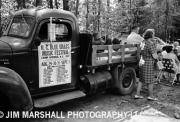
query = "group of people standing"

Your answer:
(127, 25), (180, 119)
